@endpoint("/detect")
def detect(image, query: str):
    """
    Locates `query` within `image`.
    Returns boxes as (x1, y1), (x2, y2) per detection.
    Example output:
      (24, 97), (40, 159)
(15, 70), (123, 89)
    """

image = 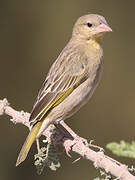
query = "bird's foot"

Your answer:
(54, 121), (74, 140)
